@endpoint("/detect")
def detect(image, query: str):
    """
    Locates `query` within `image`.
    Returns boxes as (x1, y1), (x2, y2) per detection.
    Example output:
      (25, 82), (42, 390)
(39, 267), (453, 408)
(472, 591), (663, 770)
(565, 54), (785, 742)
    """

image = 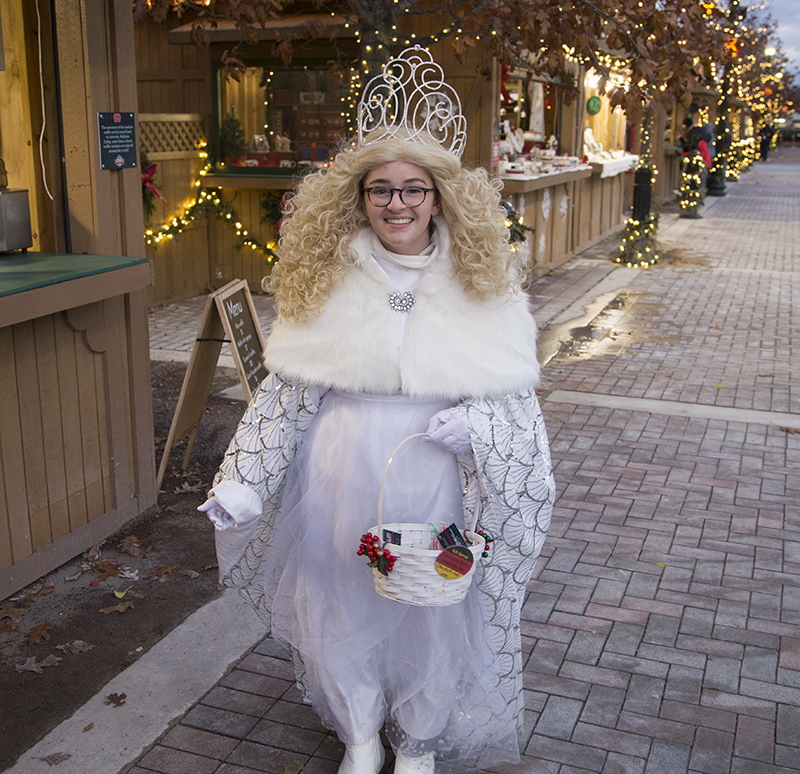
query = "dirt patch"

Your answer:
(657, 248), (713, 269)
(0, 360), (246, 770)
